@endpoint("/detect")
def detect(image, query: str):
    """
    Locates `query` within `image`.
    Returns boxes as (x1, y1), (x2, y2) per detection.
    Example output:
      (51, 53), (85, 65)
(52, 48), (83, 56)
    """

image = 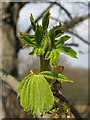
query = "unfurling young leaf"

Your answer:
(40, 71), (73, 82)
(52, 23), (64, 38)
(30, 14), (36, 31)
(17, 74), (54, 115)
(50, 49), (60, 67)
(49, 28), (55, 48)
(42, 11), (50, 30)
(19, 32), (35, 46)
(41, 35), (51, 51)
(56, 35), (70, 48)
(35, 24), (43, 47)
(58, 46), (78, 58)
